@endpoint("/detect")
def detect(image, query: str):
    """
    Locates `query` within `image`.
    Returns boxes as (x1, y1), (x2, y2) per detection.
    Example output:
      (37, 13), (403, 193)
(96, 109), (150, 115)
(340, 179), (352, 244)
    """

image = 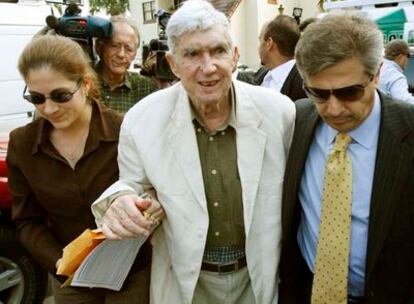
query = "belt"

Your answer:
(201, 257), (247, 274)
(348, 295), (365, 304)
